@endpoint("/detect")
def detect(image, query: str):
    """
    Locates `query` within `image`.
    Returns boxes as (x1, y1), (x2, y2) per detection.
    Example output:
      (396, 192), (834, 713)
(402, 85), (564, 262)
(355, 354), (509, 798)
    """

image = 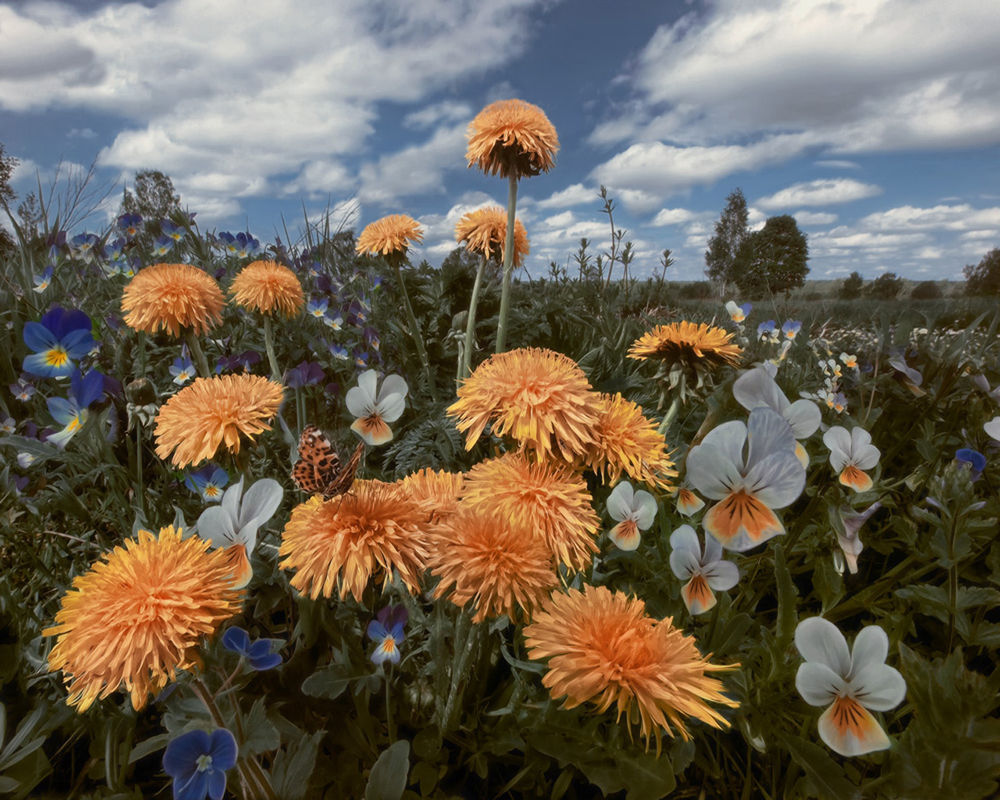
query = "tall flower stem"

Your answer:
(262, 315), (282, 382)
(441, 612), (481, 732)
(657, 394), (681, 436)
(461, 254), (488, 381)
(183, 330), (212, 378)
(392, 257), (437, 402)
(495, 175), (519, 354)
